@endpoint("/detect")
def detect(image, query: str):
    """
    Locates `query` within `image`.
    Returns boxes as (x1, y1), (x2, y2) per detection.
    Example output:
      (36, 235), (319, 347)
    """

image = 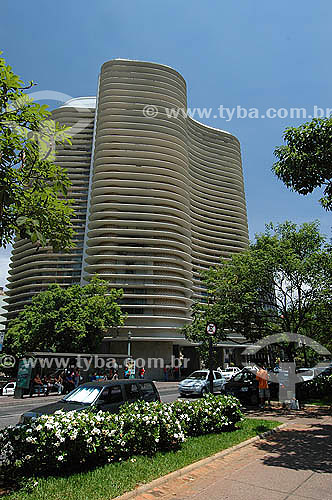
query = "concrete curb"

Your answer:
(114, 423), (288, 500)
